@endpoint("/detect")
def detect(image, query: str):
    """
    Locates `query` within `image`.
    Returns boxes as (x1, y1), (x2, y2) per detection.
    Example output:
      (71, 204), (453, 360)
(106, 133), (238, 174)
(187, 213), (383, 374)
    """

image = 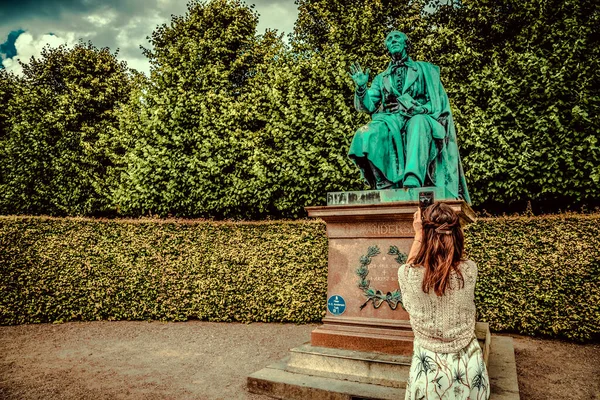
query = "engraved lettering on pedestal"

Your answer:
(338, 222), (414, 238)
(365, 223), (412, 236)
